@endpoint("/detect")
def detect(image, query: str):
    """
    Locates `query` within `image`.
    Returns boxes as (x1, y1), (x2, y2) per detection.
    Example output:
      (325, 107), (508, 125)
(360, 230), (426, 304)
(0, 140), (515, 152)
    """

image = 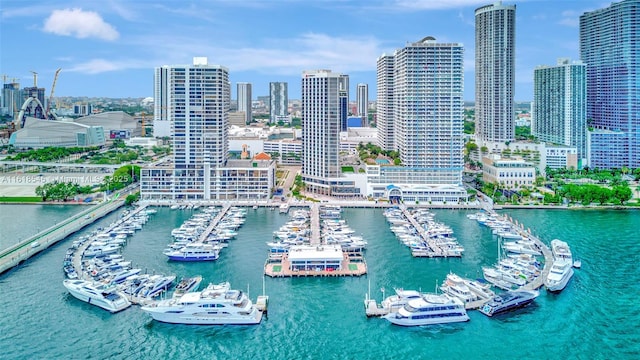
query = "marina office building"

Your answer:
(141, 57), (275, 201)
